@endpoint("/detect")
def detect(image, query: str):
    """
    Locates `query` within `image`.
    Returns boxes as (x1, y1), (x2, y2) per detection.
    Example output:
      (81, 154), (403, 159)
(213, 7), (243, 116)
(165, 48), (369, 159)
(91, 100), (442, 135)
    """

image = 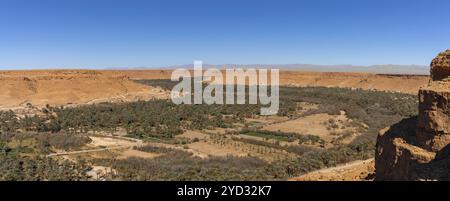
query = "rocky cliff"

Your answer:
(376, 50), (450, 180)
